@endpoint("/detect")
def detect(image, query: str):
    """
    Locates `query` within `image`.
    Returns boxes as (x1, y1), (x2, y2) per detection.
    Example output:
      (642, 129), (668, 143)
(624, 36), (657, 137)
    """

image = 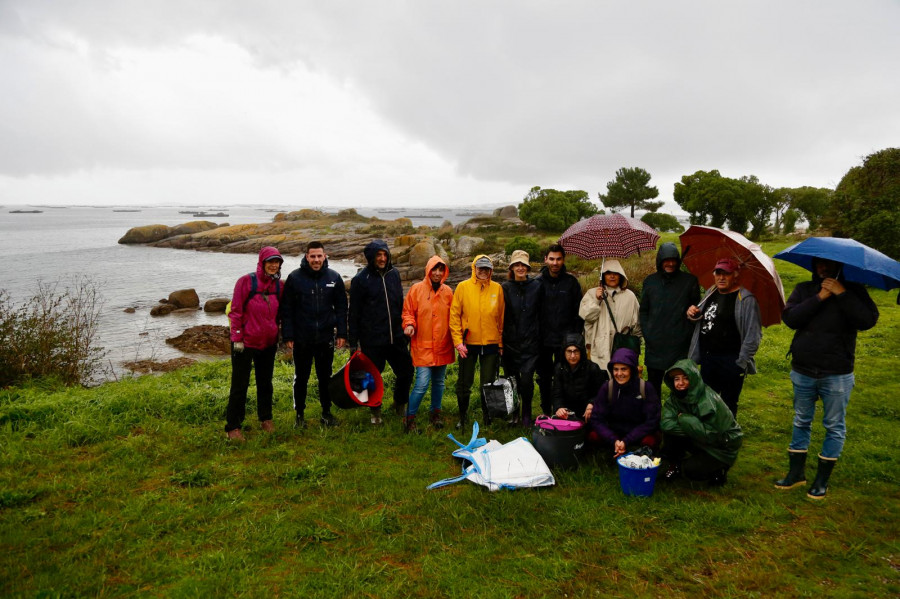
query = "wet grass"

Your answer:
(1, 243), (898, 598)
